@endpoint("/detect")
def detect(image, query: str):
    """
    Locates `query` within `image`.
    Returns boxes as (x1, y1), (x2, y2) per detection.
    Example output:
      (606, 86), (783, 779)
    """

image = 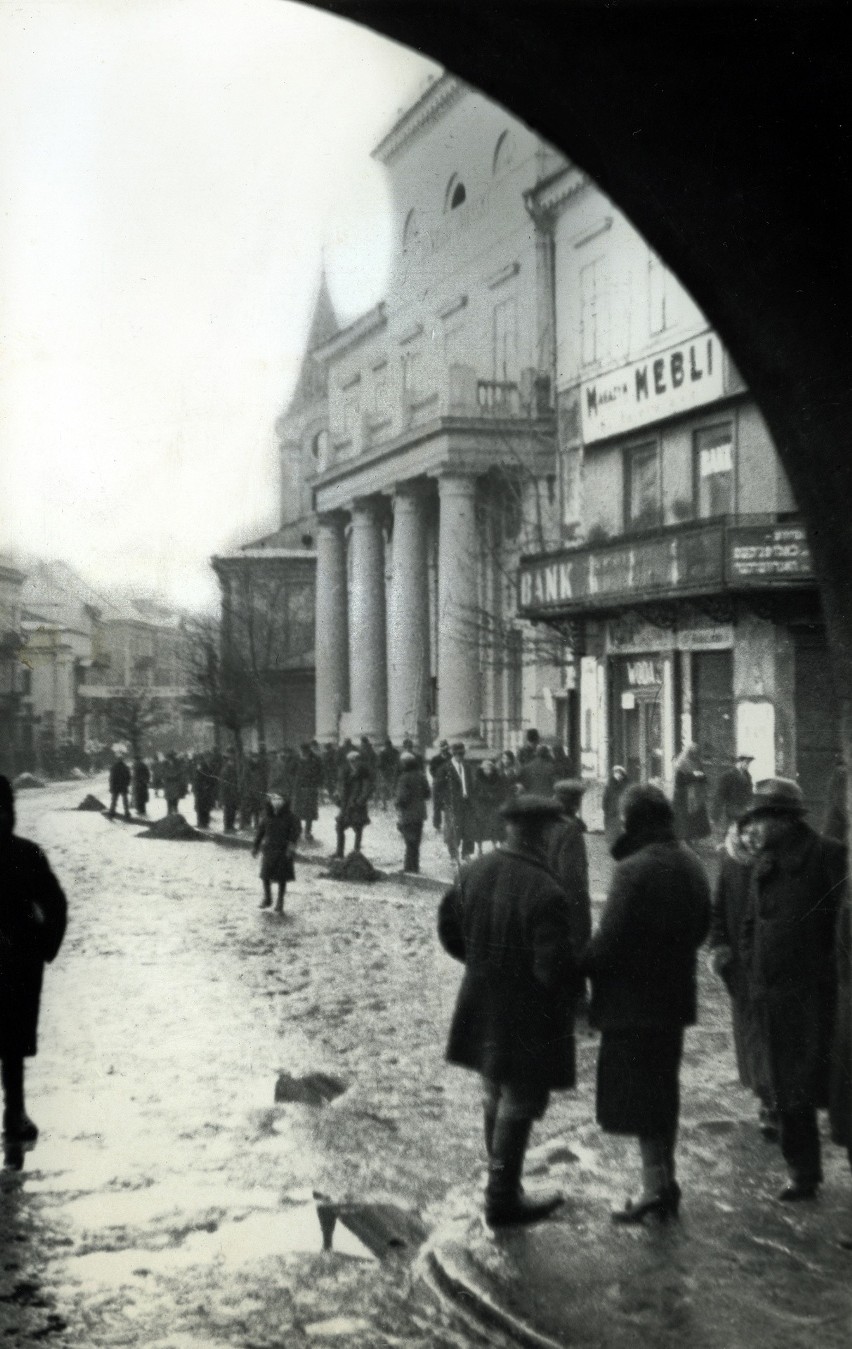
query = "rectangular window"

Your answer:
(401, 348), (423, 402)
(580, 258), (608, 366)
(625, 440), (661, 531)
(492, 296), (518, 382)
(371, 363), (388, 417)
(561, 446), (581, 529)
(648, 250), (666, 334)
(444, 323), (467, 367)
(694, 422), (734, 518)
(507, 629), (523, 729)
